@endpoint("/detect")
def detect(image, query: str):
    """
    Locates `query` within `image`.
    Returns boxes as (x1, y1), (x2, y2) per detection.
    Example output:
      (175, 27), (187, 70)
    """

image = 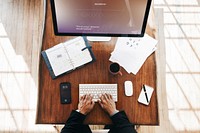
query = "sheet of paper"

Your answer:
(138, 85), (154, 105)
(109, 34), (158, 75)
(110, 47), (157, 74)
(46, 43), (73, 76)
(63, 37), (92, 68)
